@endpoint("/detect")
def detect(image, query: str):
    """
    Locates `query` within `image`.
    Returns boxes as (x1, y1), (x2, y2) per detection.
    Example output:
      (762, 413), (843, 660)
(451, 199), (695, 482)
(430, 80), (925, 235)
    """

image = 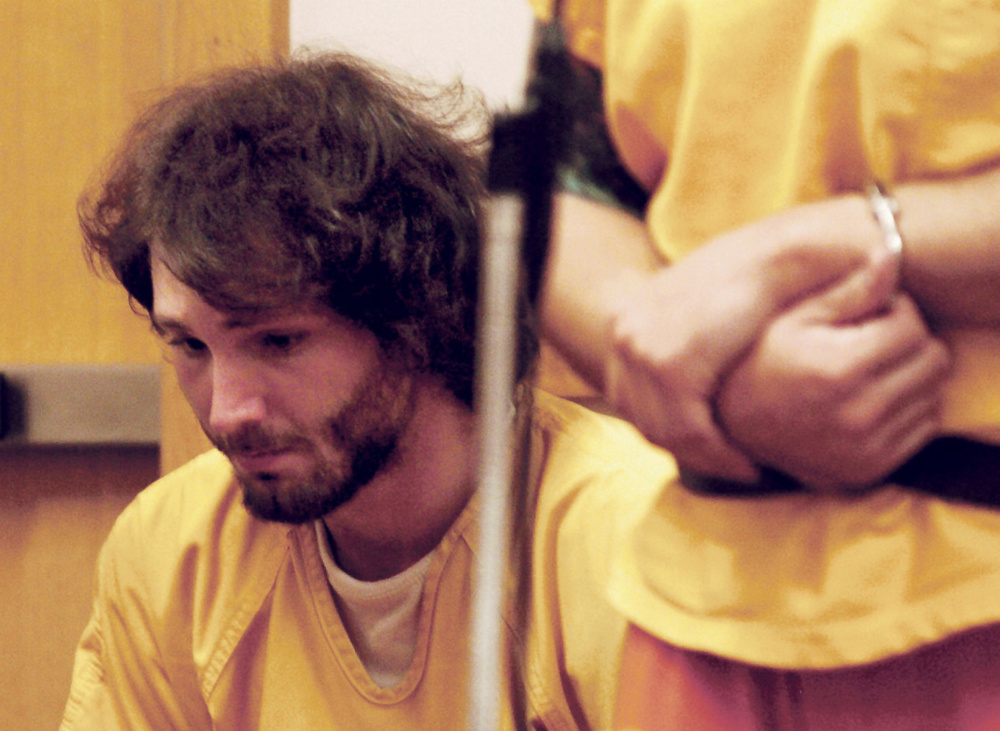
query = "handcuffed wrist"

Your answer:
(866, 180), (904, 261)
